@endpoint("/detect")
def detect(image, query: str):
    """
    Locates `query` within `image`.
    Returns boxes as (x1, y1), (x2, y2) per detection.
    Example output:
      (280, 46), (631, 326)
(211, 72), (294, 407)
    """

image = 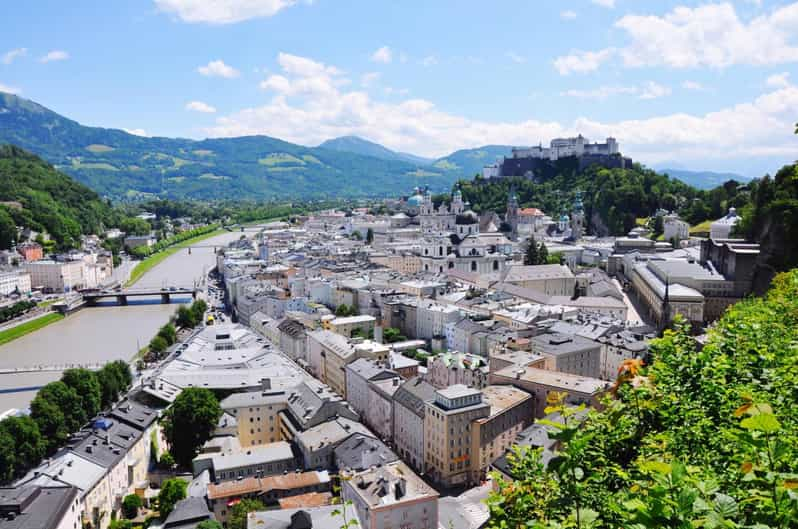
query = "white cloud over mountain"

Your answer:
(205, 52), (798, 167)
